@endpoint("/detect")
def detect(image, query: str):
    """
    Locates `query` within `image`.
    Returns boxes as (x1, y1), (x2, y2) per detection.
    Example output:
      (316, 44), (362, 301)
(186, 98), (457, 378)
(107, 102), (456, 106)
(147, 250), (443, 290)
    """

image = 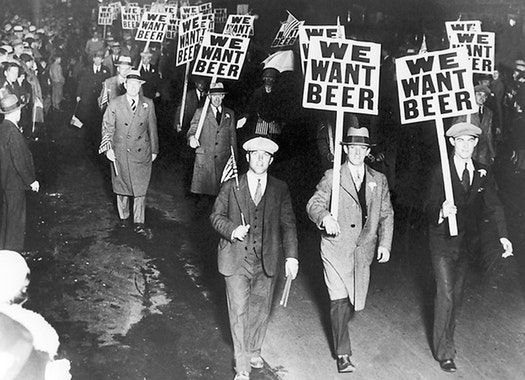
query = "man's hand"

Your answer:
(30, 181), (39, 192)
(377, 246), (390, 263)
(152, 153), (157, 162)
(232, 224), (250, 241)
(500, 237), (513, 258)
(76, 96), (81, 103)
(155, 92), (160, 98)
(175, 123), (182, 133)
(322, 214), (340, 236)
(440, 200), (457, 219)
(189, 136), (200, 149)
(285, 258), (299, 279)
(105, 149), (115, 162)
